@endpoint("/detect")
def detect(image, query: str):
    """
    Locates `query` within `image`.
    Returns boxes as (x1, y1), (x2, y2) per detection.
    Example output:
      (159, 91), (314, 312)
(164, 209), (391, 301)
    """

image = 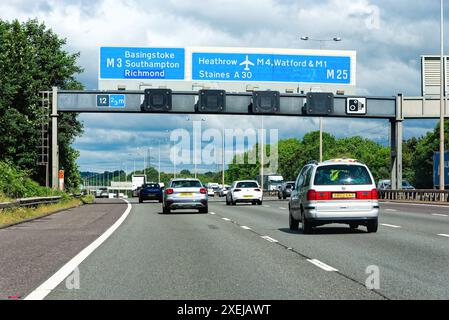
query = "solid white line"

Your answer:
(438, 234), (449, 238)
(261, 236), (278, 243)
(24, 199), (132, 300)
(381, 223), (401, 229)
(279, 207), (287, 210)
(432, 214), (448, 217)
(241, 226), (252, 230)
(222, 218), (231, 221)
(210, 212), (216, 215)
(307, 259), (338, 272)
(385, 209), (398, 212)
(382, 202), (449, 208)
